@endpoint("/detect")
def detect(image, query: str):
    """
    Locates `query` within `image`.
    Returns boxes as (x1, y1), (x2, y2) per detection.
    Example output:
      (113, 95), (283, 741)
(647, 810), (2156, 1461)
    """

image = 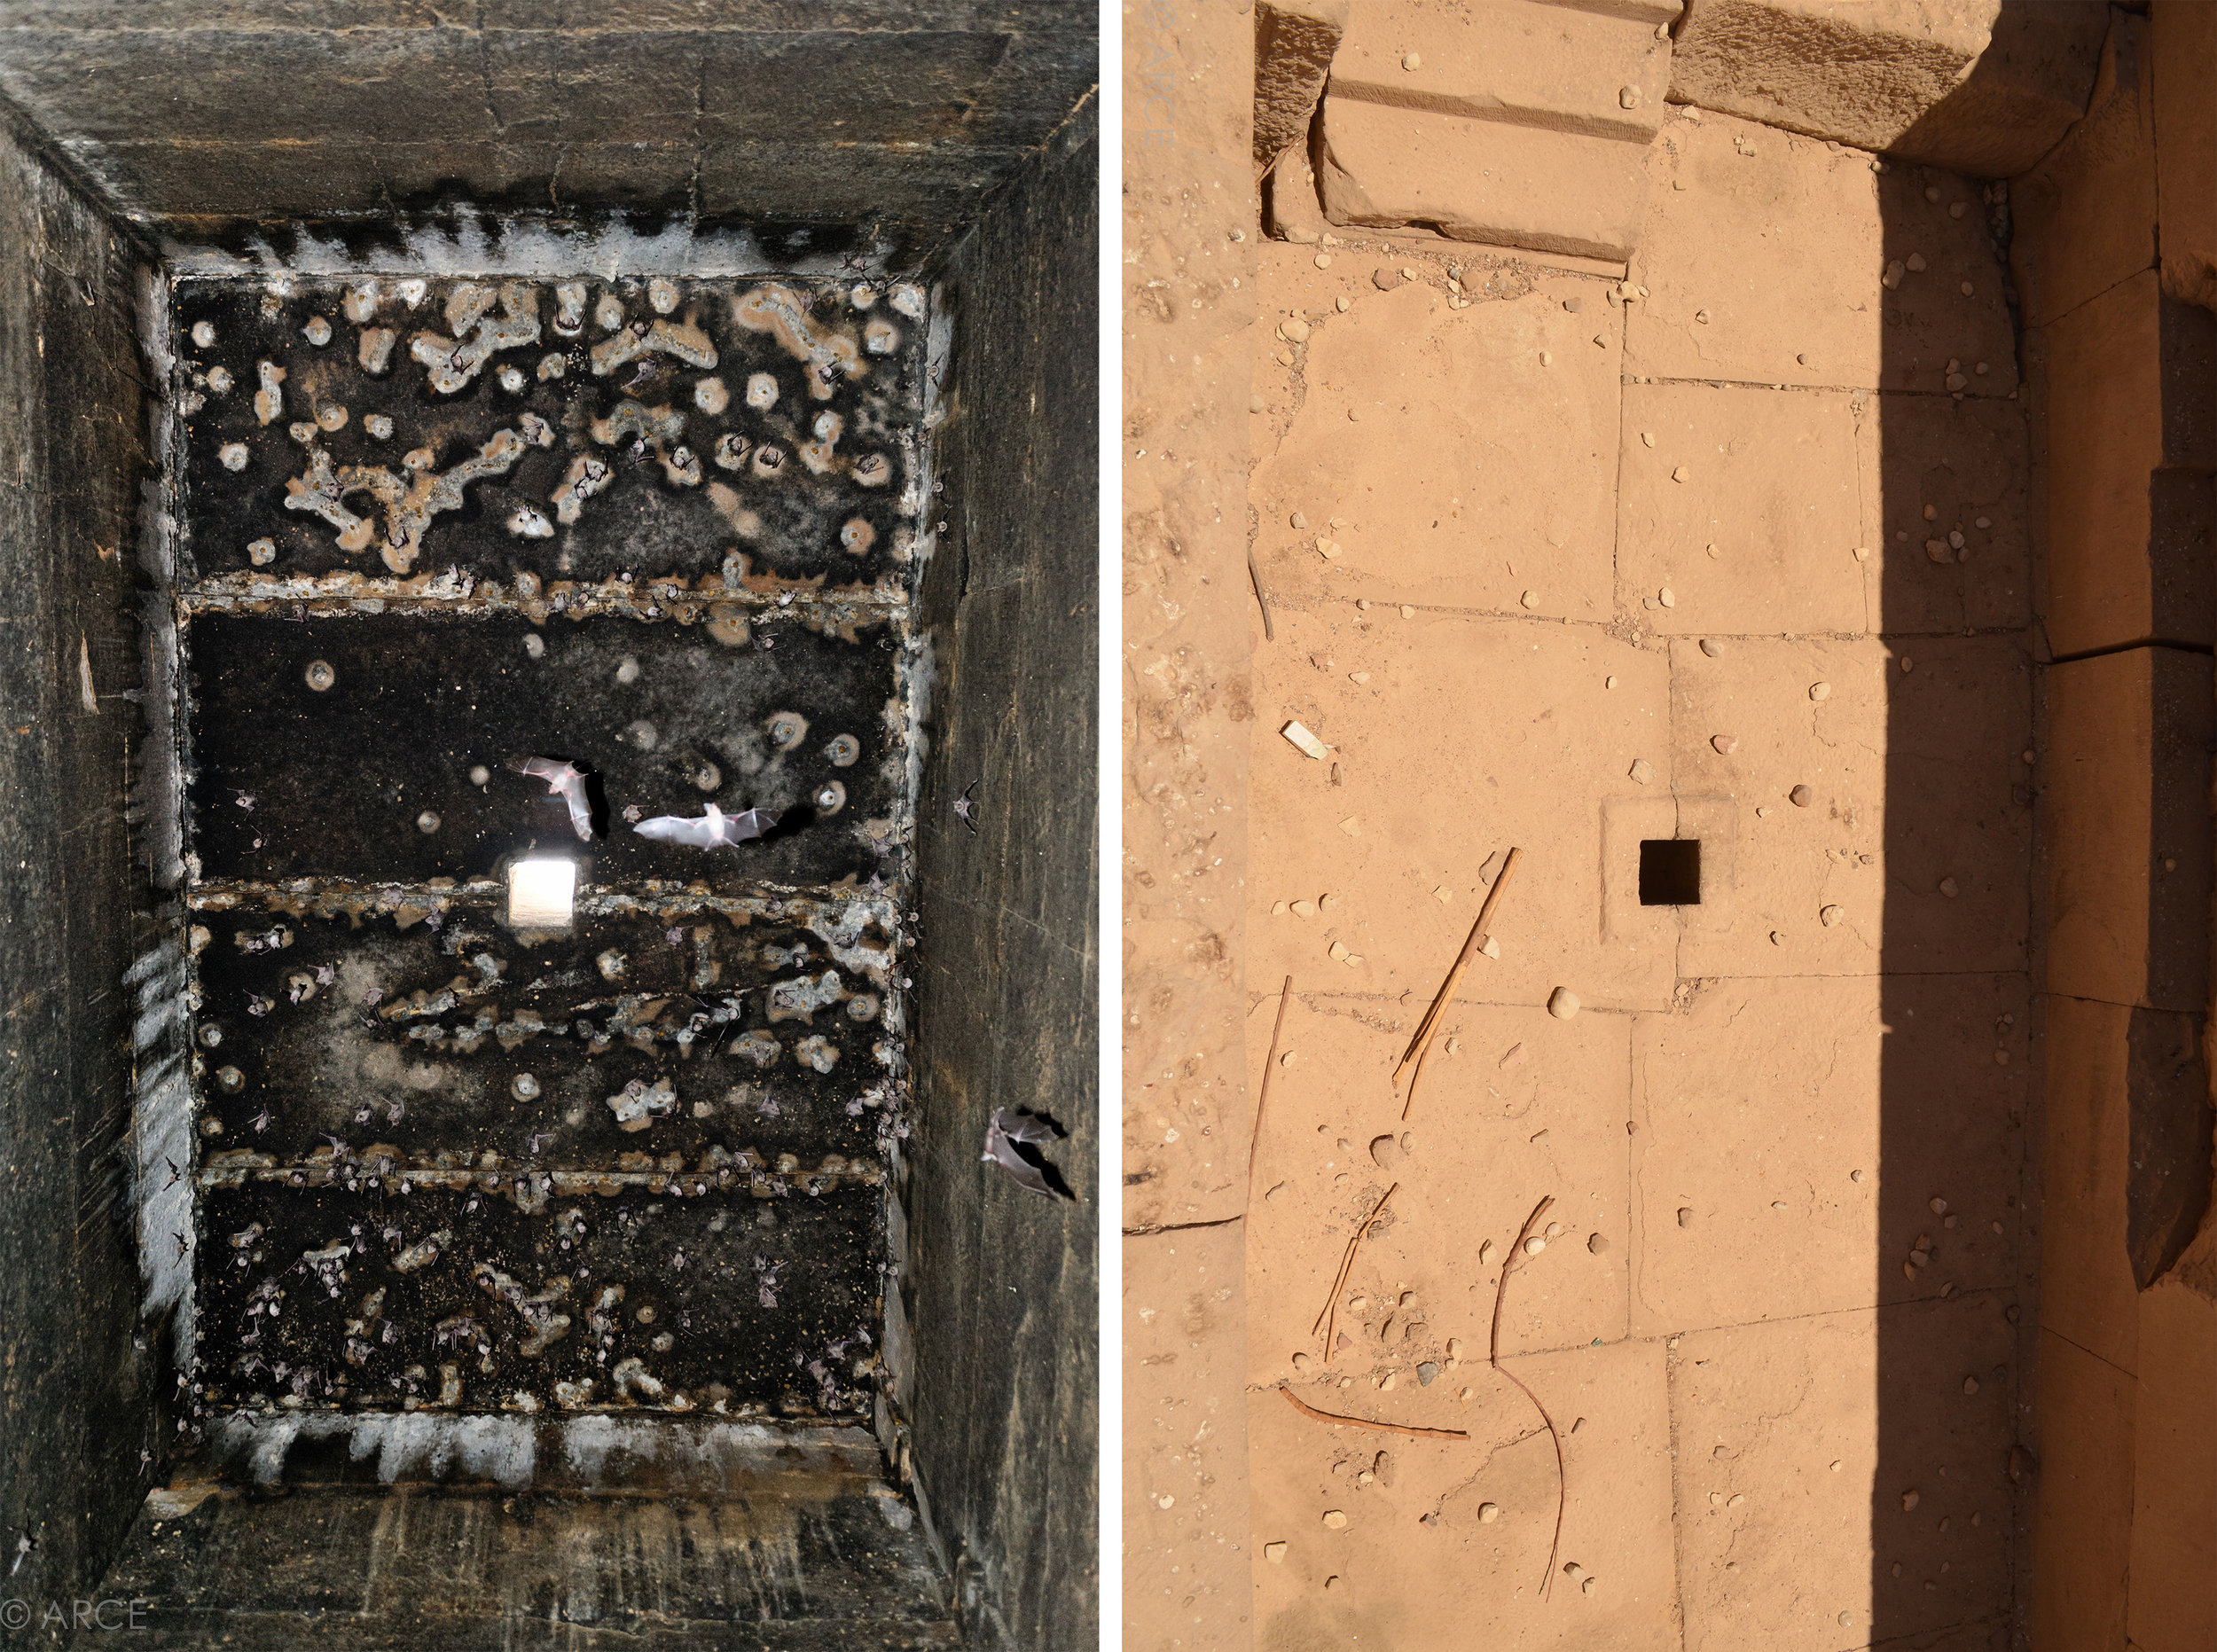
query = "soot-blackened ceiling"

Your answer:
(0, 1), (1096, 252)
